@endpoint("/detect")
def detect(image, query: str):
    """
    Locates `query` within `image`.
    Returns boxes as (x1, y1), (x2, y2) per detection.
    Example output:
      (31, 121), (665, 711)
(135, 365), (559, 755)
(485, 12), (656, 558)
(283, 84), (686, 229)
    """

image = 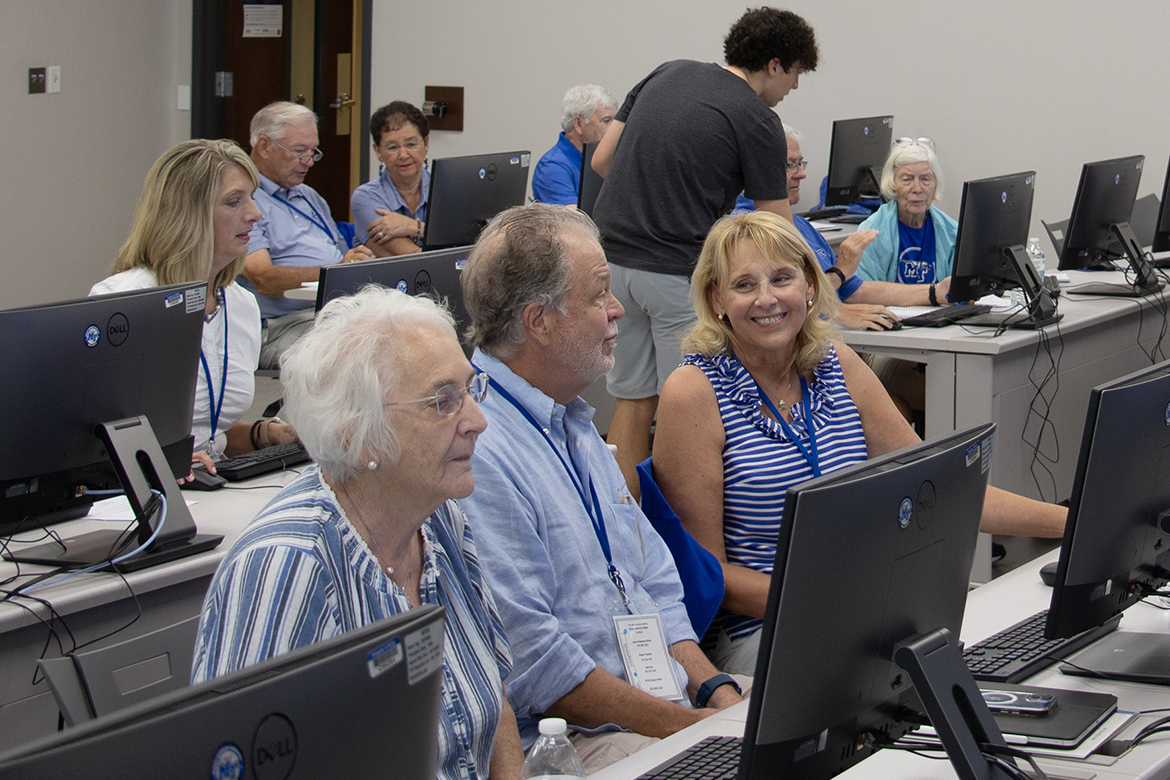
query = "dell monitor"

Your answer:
(0, 605), (446, 779)
(949, 171), (1060, 329)
(315, 245), (472, 353)
(422, 150), (531, 250)
(739, 422), (999, 780)
(1056, 155), (1161, 295)
(1042, 359), (1170, 682)
(0, 284), (222, 570)
(578, 141), (604, 216)
(823, 115), (893, 207)
(1153, 155), (1170, 254)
